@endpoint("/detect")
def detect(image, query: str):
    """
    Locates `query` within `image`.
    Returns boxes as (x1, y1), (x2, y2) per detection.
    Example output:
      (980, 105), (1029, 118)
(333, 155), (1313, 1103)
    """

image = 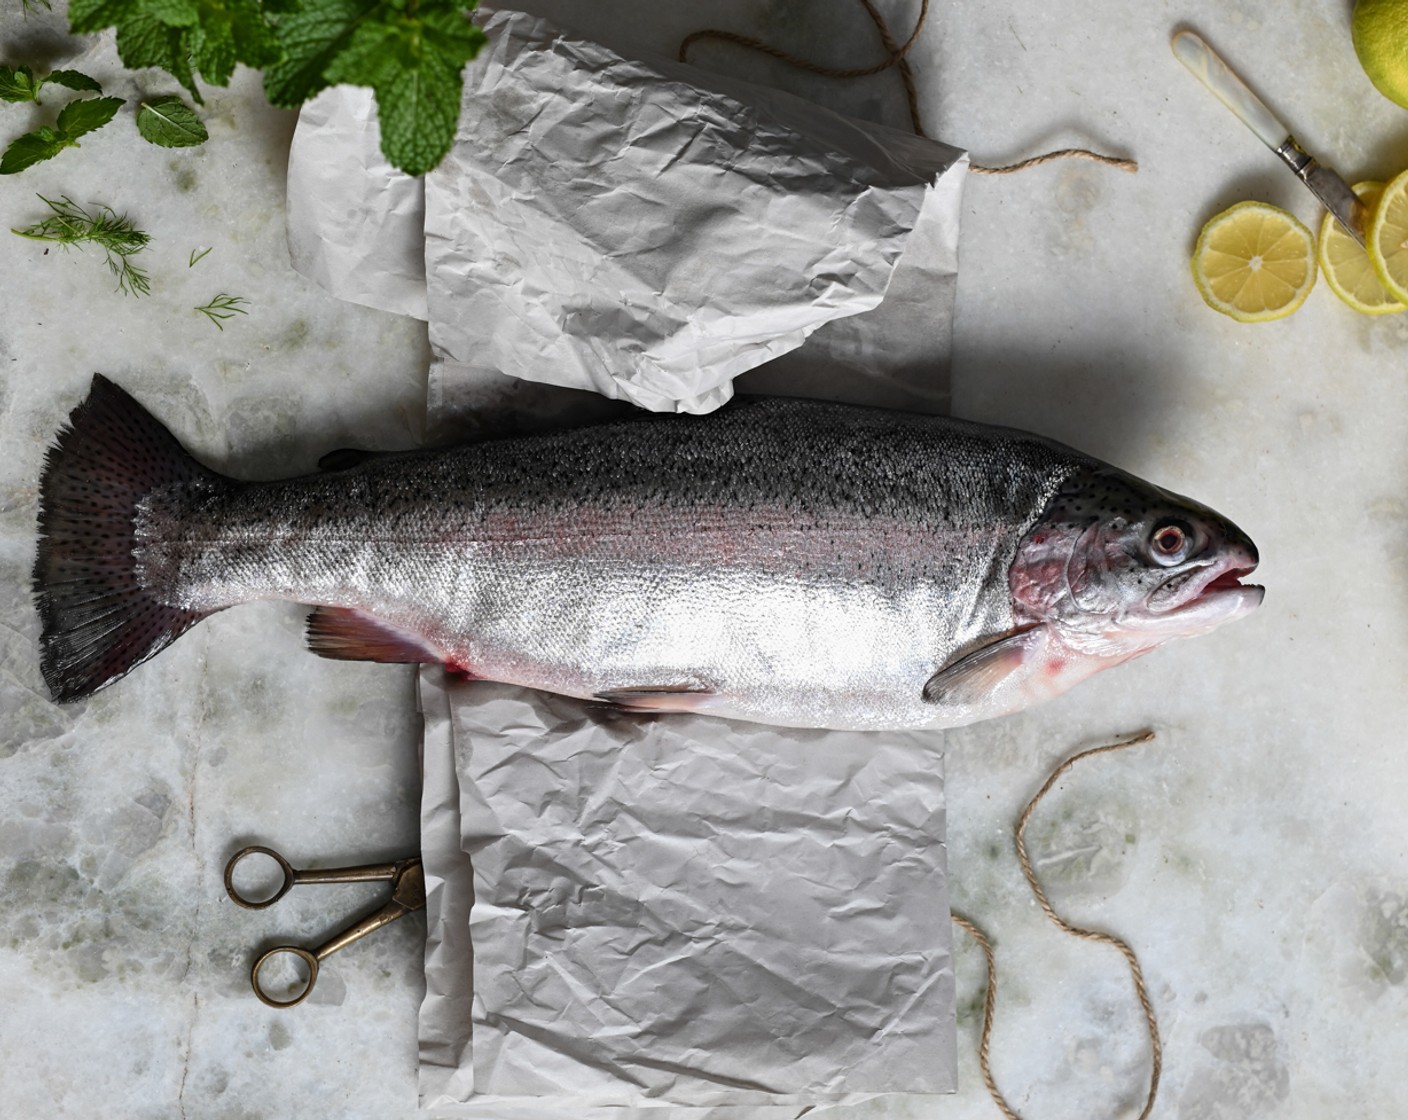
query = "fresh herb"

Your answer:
(194, 292), (249, 328)
(0, 65), (102, 104)
(271, 0), (486, 174)
(188, 245), (212, 267)
(64, 0), (485, 175)
(19, 0), (54, 15)
(11, 194), (152, 296)
(136, 94), (208, 146)
(0, 96), (124, 174)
